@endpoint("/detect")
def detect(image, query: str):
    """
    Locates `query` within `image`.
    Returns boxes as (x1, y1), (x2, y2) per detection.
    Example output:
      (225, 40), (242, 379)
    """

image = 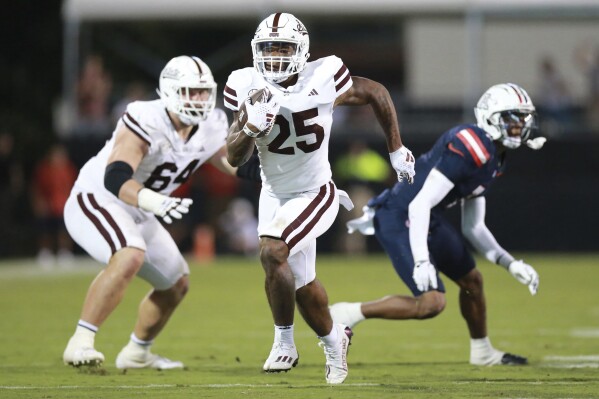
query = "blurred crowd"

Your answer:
(2, 42), (599, 264)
